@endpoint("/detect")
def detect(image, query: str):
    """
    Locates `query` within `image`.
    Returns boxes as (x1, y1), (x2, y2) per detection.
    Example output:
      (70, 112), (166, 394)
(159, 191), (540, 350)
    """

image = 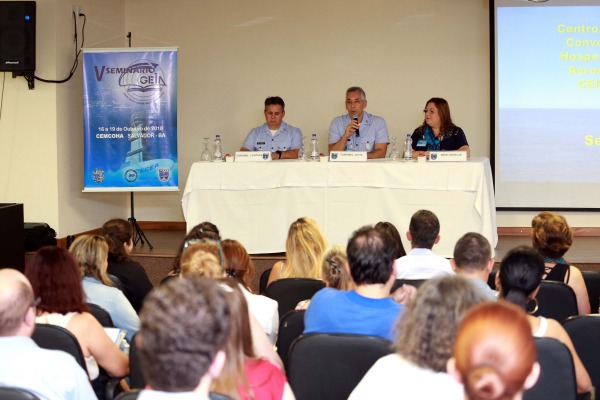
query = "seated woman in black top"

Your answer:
(102, 218), (153, 313)
(411, 98), (470, 158)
